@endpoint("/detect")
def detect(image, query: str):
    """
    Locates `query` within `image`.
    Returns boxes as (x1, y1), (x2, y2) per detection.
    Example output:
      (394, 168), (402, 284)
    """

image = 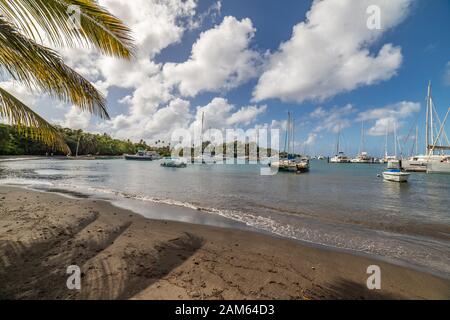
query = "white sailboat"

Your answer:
(271, 112), (310, 173)
(195, 112), (216, 164)
(330, 125), (351, 163)
(402, 82), (450, 172)
(351, 121), (373, 163)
